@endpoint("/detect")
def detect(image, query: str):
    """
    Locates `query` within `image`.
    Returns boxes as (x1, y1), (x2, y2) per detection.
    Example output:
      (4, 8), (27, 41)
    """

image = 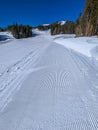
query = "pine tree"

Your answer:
(7, 24), (32, 39)
(75, 0), (98, 36)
